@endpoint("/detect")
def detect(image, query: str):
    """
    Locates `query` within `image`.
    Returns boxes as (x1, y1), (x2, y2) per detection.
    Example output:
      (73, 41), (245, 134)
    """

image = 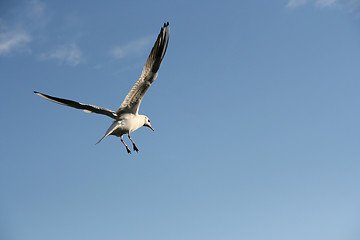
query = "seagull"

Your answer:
(34, 22), (169, 153)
